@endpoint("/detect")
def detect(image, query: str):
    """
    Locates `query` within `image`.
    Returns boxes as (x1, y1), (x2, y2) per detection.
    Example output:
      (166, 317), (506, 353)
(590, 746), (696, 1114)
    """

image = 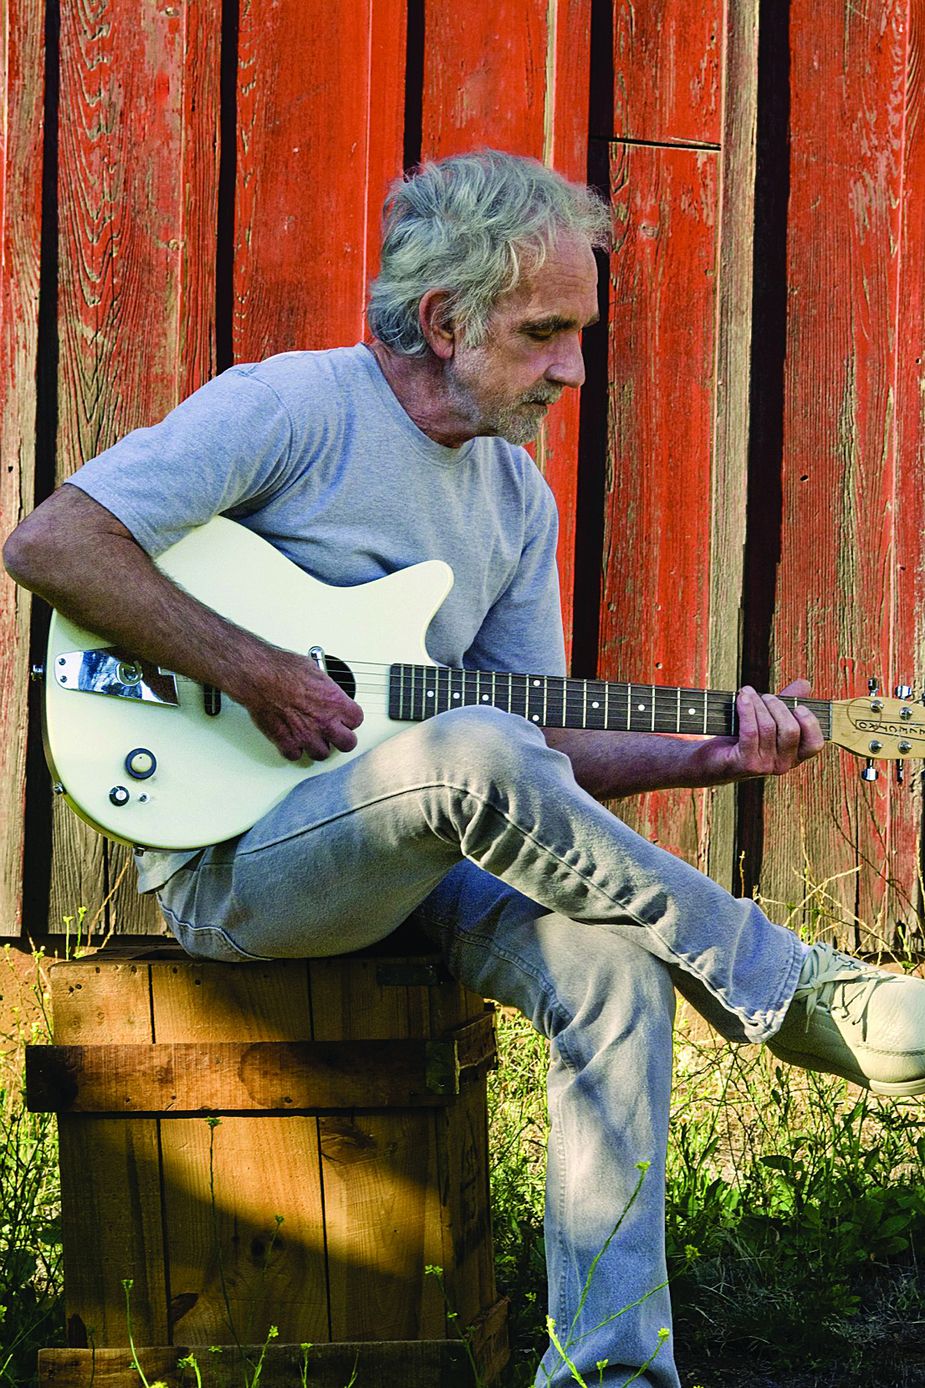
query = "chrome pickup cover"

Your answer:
(53, 649), (179, 706)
